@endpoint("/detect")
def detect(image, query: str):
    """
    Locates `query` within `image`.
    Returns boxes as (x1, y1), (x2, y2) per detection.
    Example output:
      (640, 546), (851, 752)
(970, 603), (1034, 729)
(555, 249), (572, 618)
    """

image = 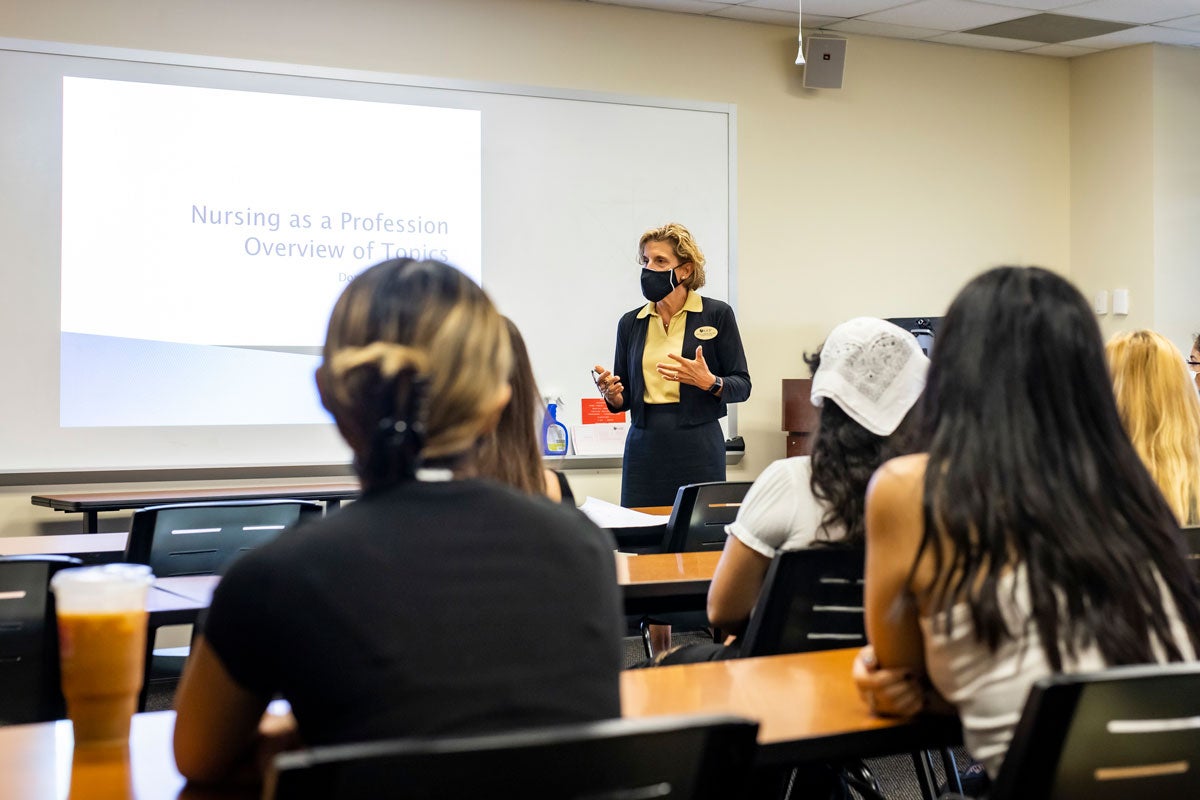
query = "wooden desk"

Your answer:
(0, 710), (251, 800)
(609, 505), (671, 552)
(0, 532), (127, 563)
(631, 506), (672, 516)
(616, 551), (718, 614)
(0, 651), (959, 799)
(622, 647), (960, 767)
(138, 551), (719, 623)
(31, 482), (360, 533)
